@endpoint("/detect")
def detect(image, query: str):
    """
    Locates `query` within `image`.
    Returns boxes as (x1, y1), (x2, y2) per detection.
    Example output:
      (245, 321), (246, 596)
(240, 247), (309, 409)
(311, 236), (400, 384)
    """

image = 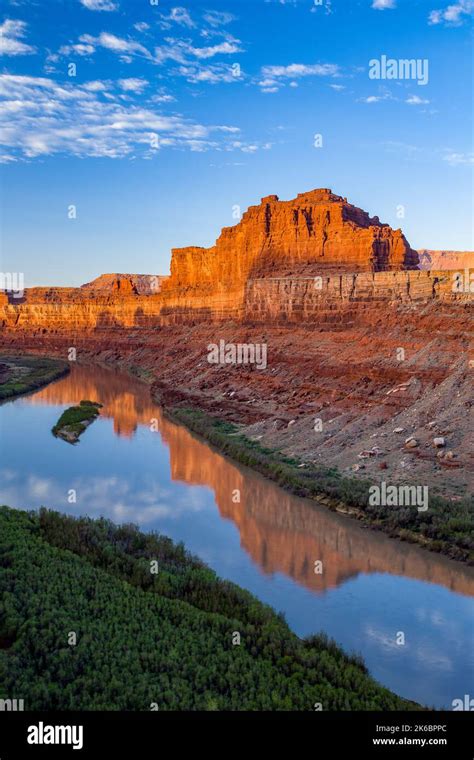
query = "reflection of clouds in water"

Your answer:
(414, 606), (444, 625)
(414, 606), (466, 640)
(364, 622), (454, 673)
(415, 643), (453, 672)
(30, 477), (51, 499)
(364, 624), (405, 652)
(0, 469), (209, 524)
